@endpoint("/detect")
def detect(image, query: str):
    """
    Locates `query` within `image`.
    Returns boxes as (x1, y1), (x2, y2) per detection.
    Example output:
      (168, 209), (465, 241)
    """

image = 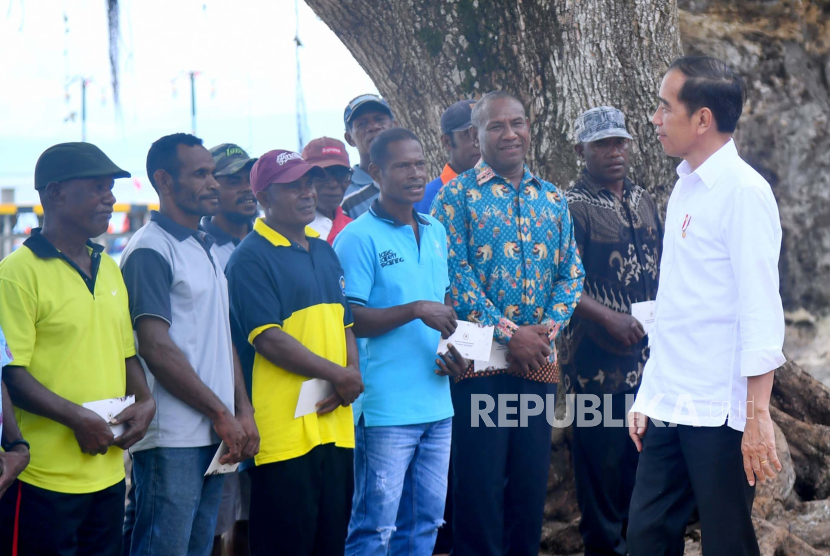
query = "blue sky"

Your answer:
(0, 0), (377, 204)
